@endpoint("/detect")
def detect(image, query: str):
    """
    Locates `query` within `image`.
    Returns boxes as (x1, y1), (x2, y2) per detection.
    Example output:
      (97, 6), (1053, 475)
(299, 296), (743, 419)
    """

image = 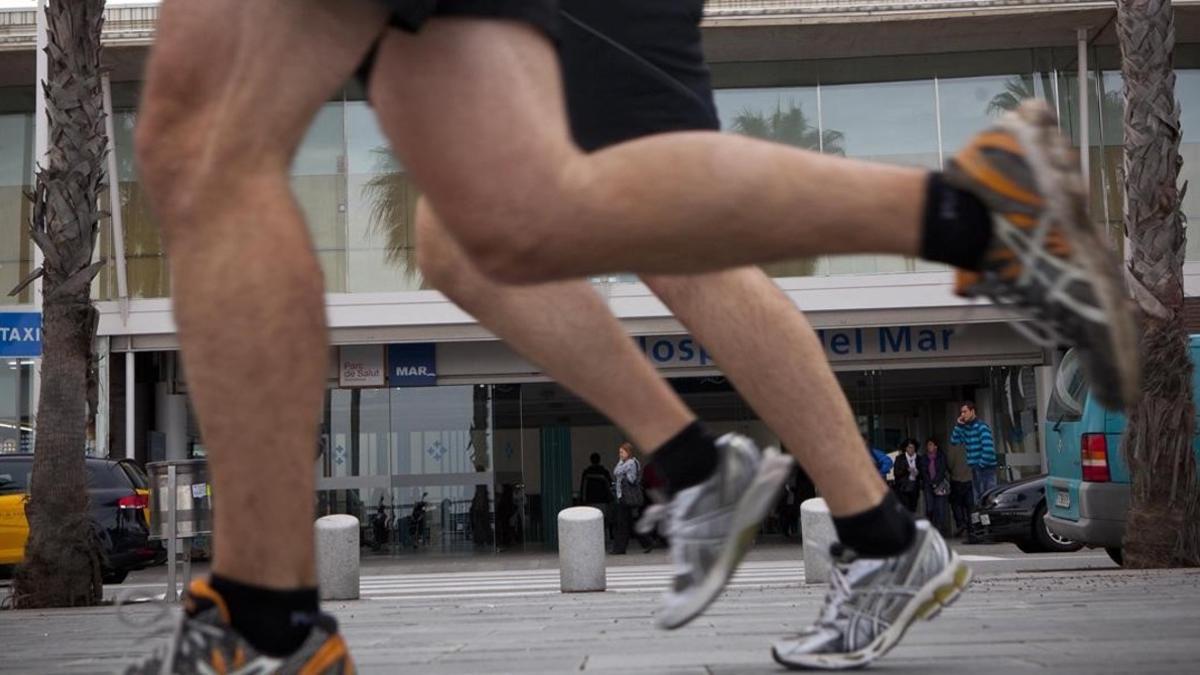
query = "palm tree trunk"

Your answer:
(10, 0), (107, 608)
(1117, 0), (1200, 568)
